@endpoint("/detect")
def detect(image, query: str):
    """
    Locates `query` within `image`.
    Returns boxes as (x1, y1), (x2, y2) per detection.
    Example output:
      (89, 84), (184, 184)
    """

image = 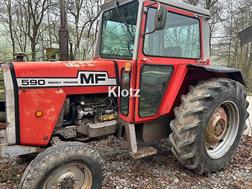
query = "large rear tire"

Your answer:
(20, 142), (104, 189)
(169, 78), (249, 174)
